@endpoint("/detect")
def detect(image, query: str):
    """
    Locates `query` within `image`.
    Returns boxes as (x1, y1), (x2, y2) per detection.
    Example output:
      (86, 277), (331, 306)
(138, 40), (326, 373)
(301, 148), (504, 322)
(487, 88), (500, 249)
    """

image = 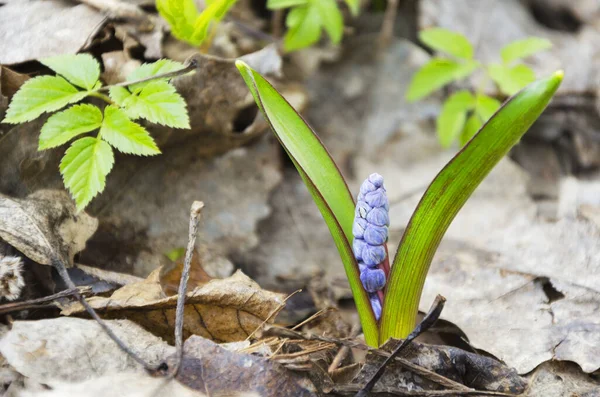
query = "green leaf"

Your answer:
(2, 76), (89, 124)
(488, 64), (536, 96)
(380, 71), (563, 342)
(267, 0), (307, 9)
(41, 54), (101, 91)
(190, 0), (238, 44)
(406, 58), (479, 102)
(60, 137), (114, 210)
(118, 81), (190, 128)
(100, 106), (160, 155)
(419, 28), (474, 60)
(283, 5), (322, 52)
(315, 0), (343, 44)
(475, 94), (501, 121)
(344, 0), (360, 16)
(436, 90), (475, 148)
(459, 113), (482, 146)
(126, 59), (186, 93)
(236, 60), (379, 347)
(501, 37), (552, 64)
(39, 104), (102, 150)
(108, 86), (133, 106)
(157, 0), (199, 44)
